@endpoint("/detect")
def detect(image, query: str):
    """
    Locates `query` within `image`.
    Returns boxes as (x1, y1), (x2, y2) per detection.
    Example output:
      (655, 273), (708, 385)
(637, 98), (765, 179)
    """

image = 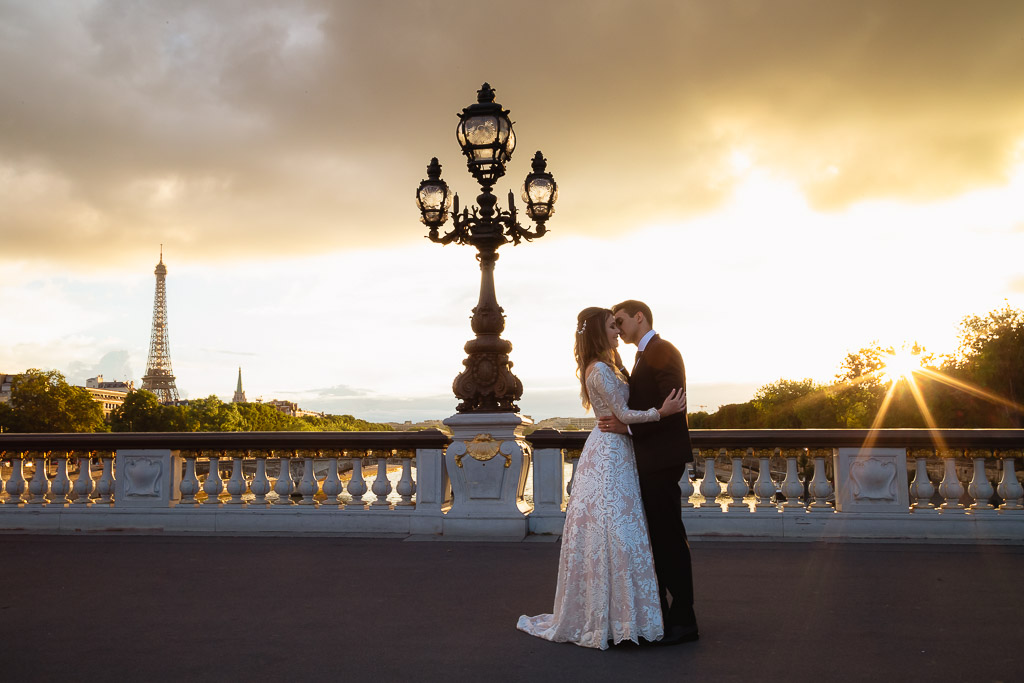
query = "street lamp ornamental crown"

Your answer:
(416, 83), (558, 413)
(455, 82), (516, 186)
